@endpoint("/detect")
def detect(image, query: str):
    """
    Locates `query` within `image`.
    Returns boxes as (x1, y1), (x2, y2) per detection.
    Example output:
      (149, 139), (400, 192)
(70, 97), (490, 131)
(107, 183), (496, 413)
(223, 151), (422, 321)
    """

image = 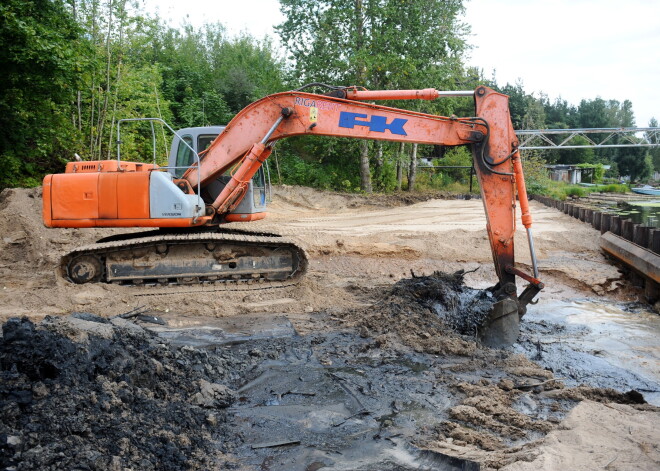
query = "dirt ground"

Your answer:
(1, 185), (659, 470)
(0, 185), (626, 322)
